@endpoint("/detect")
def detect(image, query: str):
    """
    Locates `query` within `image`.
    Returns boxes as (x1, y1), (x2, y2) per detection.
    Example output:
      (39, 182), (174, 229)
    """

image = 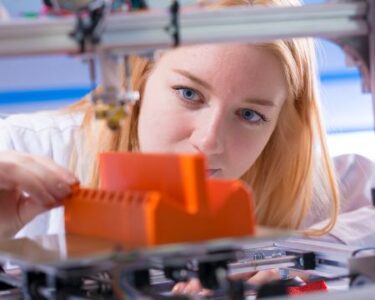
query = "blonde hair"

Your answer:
(69, 0), (339, 235)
